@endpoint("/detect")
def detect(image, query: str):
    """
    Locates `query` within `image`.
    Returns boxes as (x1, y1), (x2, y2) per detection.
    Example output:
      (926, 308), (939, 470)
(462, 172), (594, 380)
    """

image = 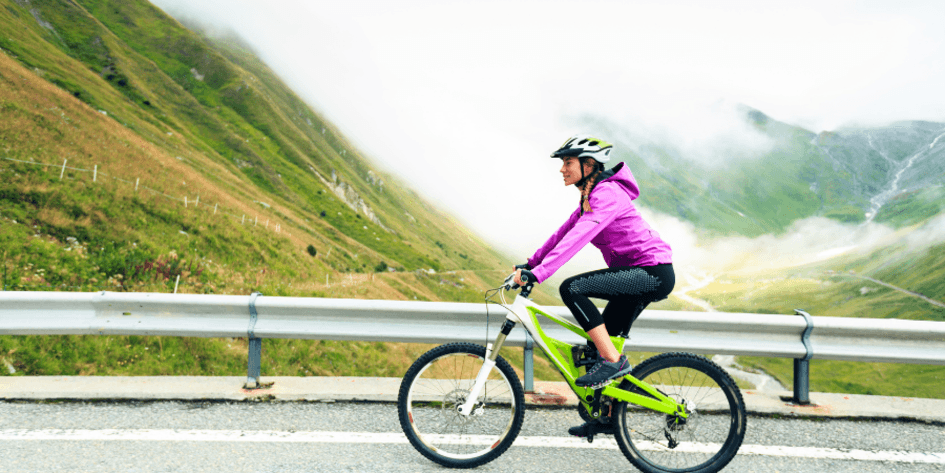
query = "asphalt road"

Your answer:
(1, 401), (943, 472)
